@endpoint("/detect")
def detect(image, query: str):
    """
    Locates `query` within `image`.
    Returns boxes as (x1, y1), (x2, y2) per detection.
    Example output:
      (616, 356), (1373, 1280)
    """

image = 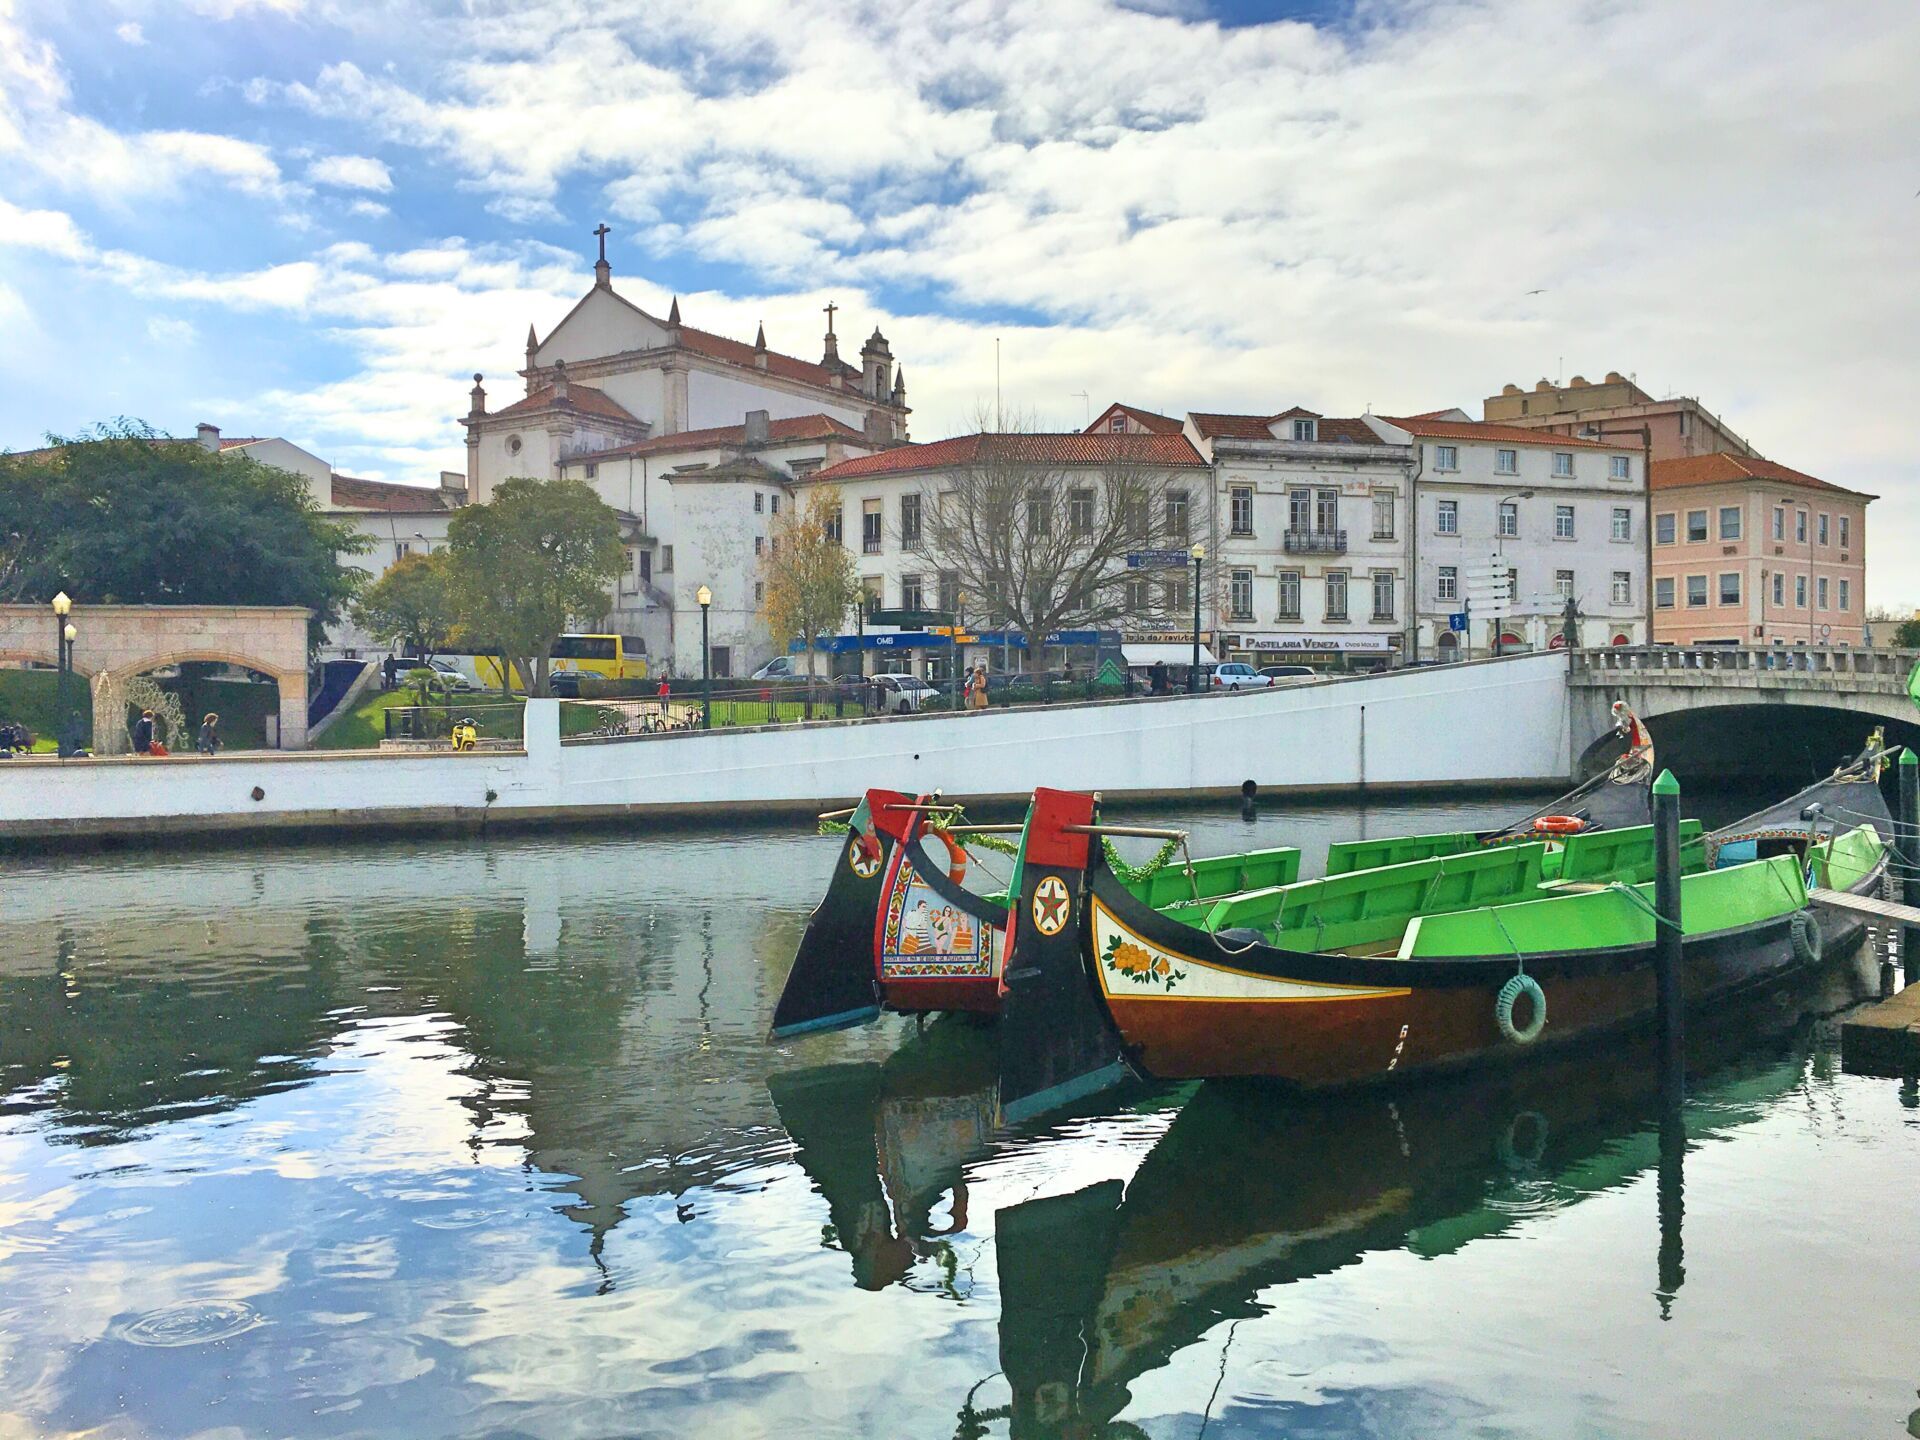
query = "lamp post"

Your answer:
(696, 584), (713, 730)
(51, 592), (74, 758)
(1188, 543), (1205, 692)
(1493, 491), (1532, 658)
(952, 591), (968, 710)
